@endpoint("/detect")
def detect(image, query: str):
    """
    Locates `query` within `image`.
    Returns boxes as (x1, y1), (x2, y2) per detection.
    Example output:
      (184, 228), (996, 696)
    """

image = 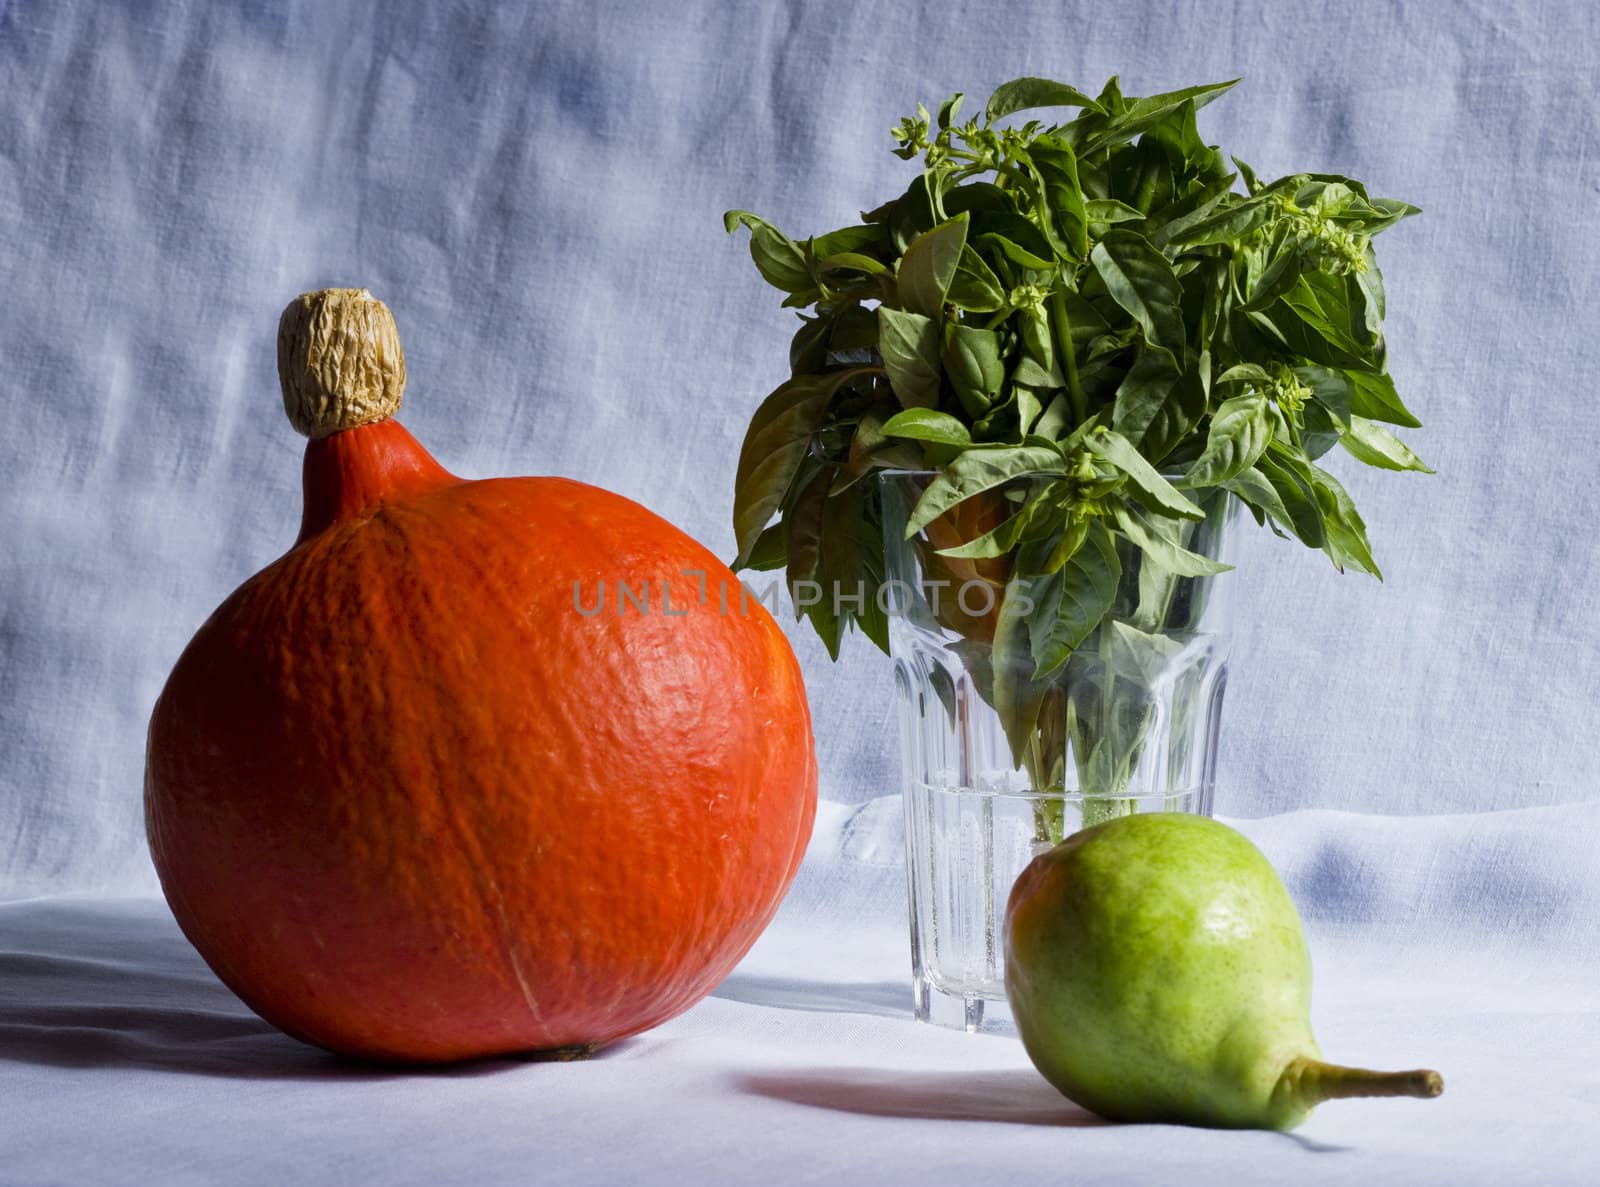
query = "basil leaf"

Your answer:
(1089, 428), (1205, 520)
(1147, 175), (1240, 247)
(976, 230), (1055, 271)
(732, 367), (877, 564)
(1113, 505), (1232, 576)
(877, 307), (942, 408)
(789, 315), (831, 374)
(1222, 467), (1293, 536)
(1341, 416), (1433, 472)
(1257, 451), (1325, 548)
(1293, 365), (1353, 426)
(1031, 133), (1089, 256)
(897, 213), (969, 319)
(1106, 620), (1187, 683)
(906, 445), (1067, 536)
(985, 76), (1102, 123)
(782, 463), (840, 658)
(1090, 229), (1185, 356)
(1300, 400), (1342, 460)
(881, 408), (973, 447)
(946, 244), (1006, 312)
(937, 92), (965, 130)
(1278, 274), (1371, 360)
(992, 582), (1050, 767)
(936, 485), (1062, 559)
(811, 224), (885, 258)
(1030, 522), (1121, 677)
(1347, 369), (1422, 428)
(742, 523), (787, 571)
(1184, 393), (1272, 486)
(1081, 79), (1239, 155)
(1033, 393), (1073, 440)
(1112, 346), (1181, 444)
(820, 479), (890, 653)
(815, 251), (886, 276)
(1084, 198), (1146, 225)
(1139, 366), (1207, 464)
(724, 210), (812, 293)
(1305, 461), (1381, 577)
(1165, 195), (1273, 246)
(942, 324), (1006, 417)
